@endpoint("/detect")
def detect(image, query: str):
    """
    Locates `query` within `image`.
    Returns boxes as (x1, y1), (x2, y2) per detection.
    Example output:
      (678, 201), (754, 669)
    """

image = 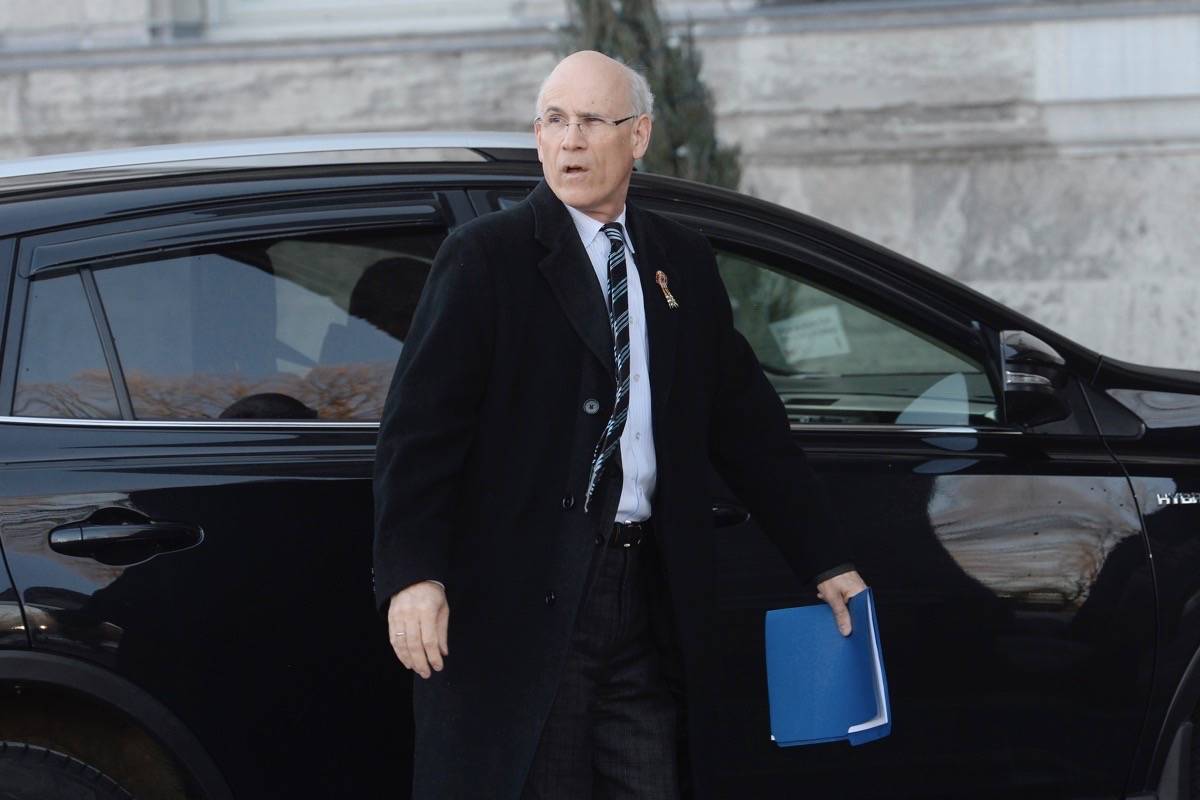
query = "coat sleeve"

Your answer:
(703, 243), (854, 585)
(372, 228), (494, 614)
